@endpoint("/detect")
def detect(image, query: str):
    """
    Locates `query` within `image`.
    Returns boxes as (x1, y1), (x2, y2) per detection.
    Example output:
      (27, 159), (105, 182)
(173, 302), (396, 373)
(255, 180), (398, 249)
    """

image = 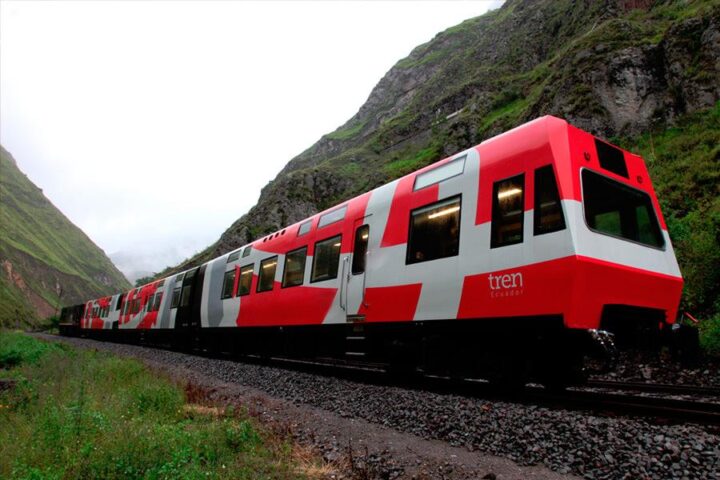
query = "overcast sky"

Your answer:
(1, 0), (503, 281)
